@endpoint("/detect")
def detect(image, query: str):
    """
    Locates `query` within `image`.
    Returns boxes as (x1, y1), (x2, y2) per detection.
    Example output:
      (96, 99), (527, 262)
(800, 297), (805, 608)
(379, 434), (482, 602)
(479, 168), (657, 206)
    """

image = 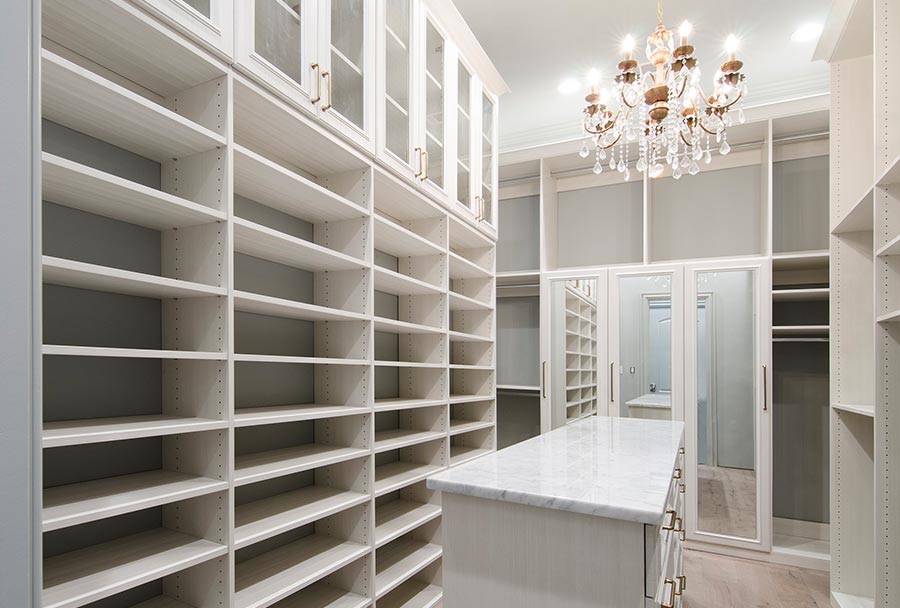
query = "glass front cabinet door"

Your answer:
(136, 0), (234, 58)
(379, 0), (418, 176)
(479, 89), (499, 229)
(416, 12), (449, 198)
